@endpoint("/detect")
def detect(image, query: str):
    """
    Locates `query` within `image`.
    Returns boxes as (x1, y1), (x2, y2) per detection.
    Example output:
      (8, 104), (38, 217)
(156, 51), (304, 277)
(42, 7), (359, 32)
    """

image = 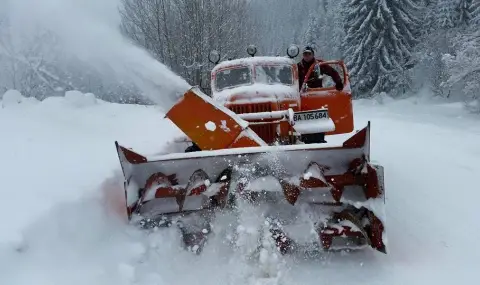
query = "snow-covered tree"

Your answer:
(301, 1), (346, 60)
(250, 0), (316, 55)
(120, 0), (255, 91)
(425, 0), (475, 29)
(472, 0), (480, 24)
(435, 0), (457, 28)
(303, 13), (321, 50)
(456, 0), (473, 26)
(423, 0), (438, 32)
(442, 30), (480, 112)
(342, 0), (420, 96)
(2, 0), (477, 104)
